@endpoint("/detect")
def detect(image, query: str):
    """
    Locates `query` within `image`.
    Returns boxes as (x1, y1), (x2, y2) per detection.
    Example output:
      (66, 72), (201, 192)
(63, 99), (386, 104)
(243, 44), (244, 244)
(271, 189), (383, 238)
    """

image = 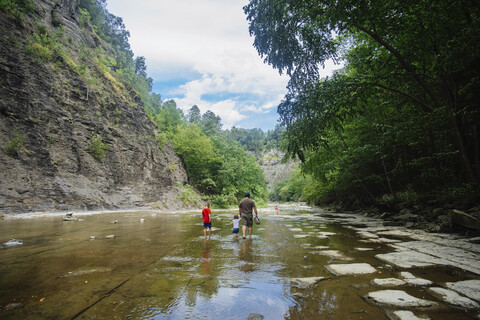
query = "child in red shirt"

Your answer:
(202, 202), (212, 239)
